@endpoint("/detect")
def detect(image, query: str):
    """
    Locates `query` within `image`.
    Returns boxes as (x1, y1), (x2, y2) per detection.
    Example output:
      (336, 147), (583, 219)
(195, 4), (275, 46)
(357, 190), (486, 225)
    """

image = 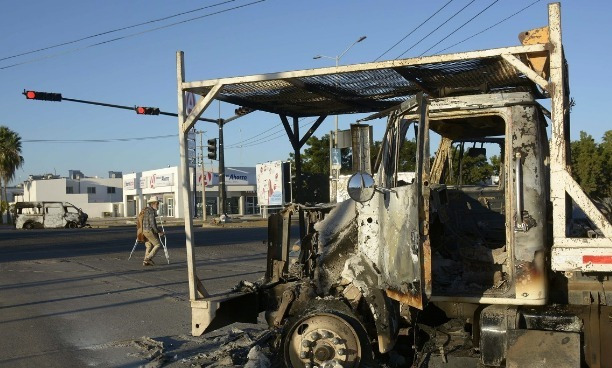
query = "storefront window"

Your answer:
(206, 198), (217, 216)
(246, 196), (260, 215)
(224, 197), (240, 215)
